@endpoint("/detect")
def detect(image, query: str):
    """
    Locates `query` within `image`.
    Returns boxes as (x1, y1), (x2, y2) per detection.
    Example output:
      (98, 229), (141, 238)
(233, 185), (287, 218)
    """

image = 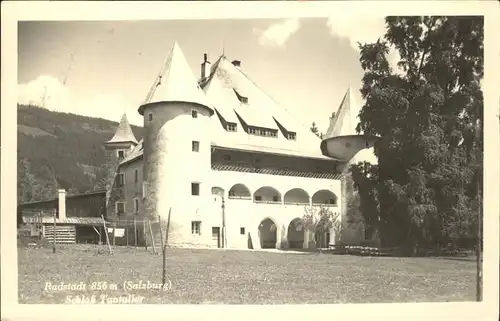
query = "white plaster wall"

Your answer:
(142, 102), (212, 246)
(322, 136), (375, 163)
(210, 170), (342, 249)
